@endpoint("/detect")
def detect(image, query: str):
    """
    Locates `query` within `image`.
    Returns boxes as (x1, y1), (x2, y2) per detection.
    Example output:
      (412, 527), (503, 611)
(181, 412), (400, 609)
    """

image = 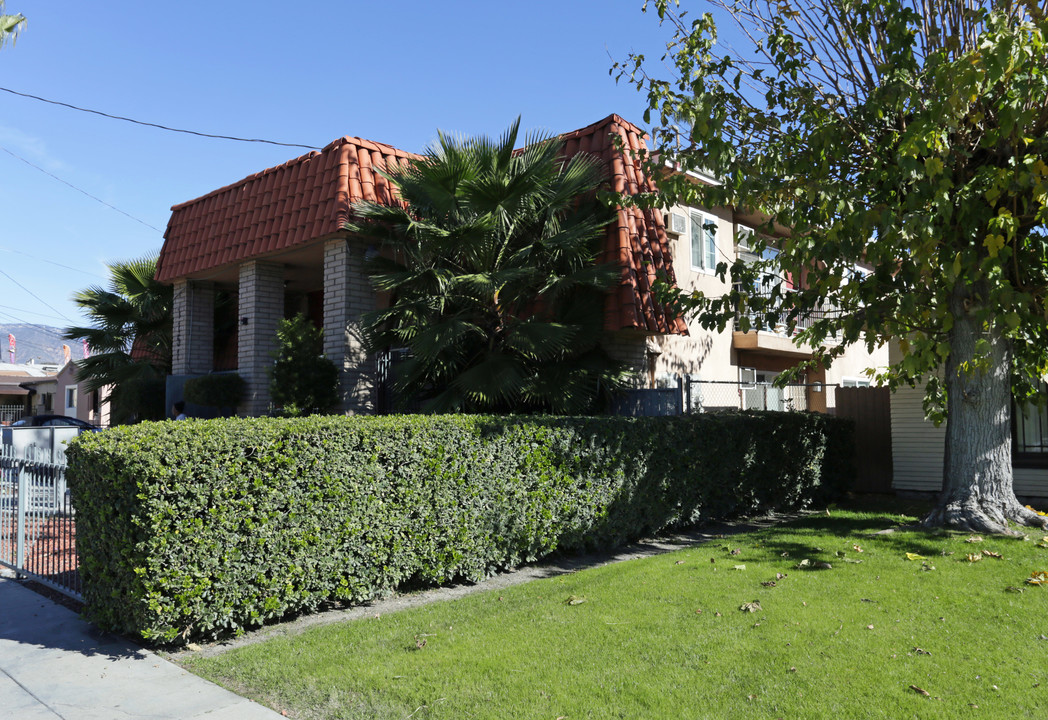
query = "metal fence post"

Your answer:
(15, 459), (26, 572)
